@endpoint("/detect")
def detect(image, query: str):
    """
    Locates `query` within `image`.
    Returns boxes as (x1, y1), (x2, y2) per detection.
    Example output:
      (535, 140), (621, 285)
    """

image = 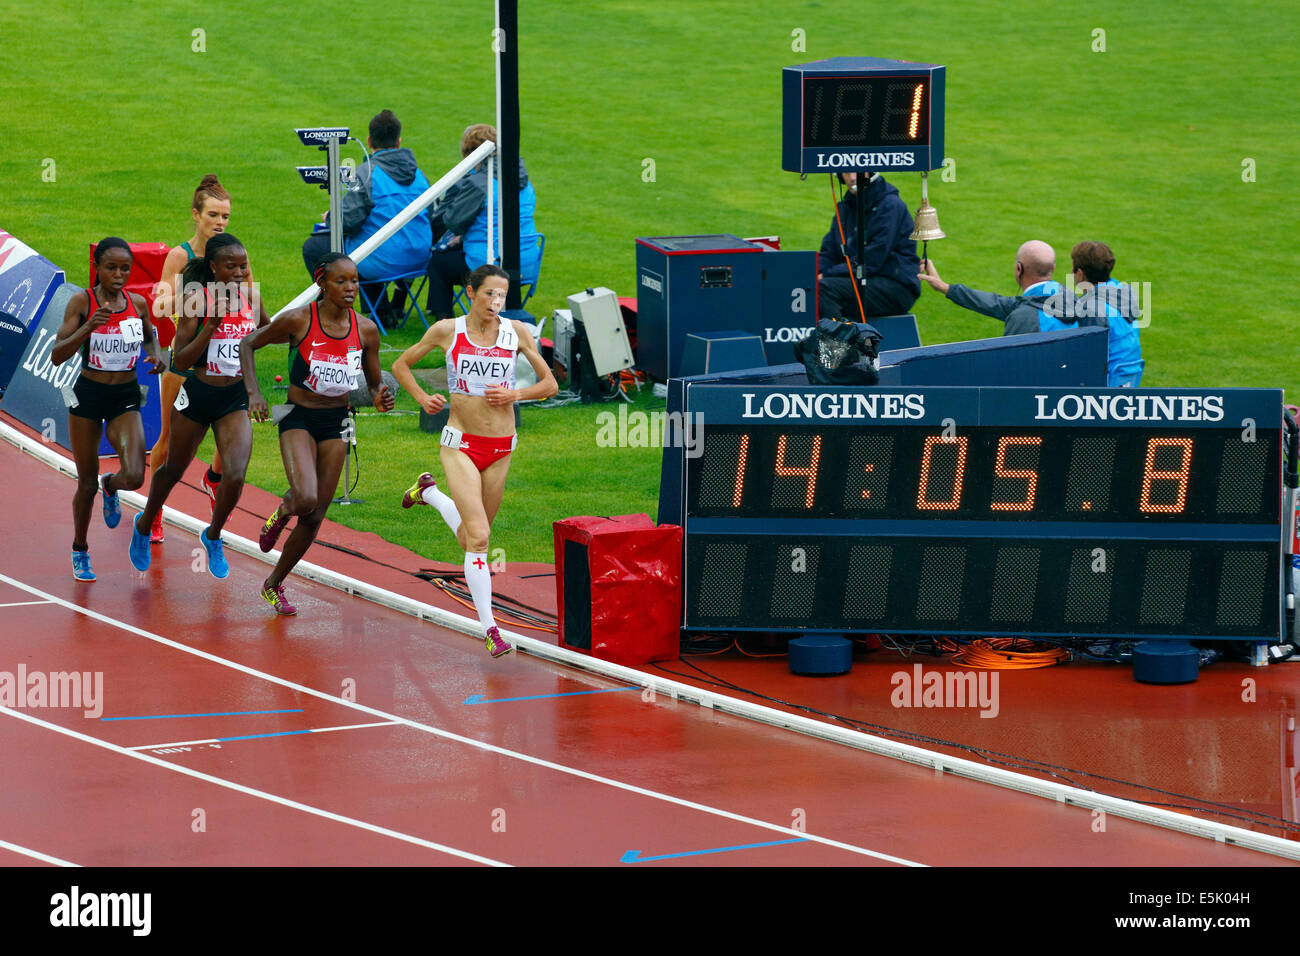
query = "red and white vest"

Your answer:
(203, 289), (258, 377)
(290, 302), (363, 397)
(447, 315), (517, 397)
(84, 288), (143, 372)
